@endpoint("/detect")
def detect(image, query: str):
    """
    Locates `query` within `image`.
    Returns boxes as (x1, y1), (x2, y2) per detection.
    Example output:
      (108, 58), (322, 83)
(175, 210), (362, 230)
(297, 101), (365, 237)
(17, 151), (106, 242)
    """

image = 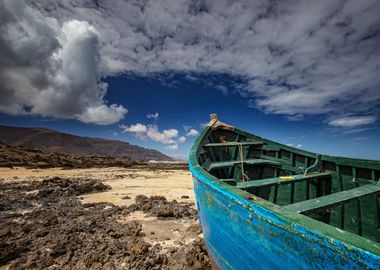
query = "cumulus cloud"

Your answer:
(186, 129), (199, 137)
(147, 127), (178, 145)
(166, 144), (178, 151)
(2, 0), (380, 125)
(178, 136), (186, 143)
(184, 125), (199, 136)
(0, 0), (127, 124)
(120, 123), (147, 133)
(328, 116), (377, 127)
(121, 123), (180, 147)
(77, 104), (127, 125)
(147, 112), (159, 121)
